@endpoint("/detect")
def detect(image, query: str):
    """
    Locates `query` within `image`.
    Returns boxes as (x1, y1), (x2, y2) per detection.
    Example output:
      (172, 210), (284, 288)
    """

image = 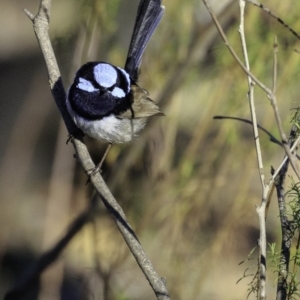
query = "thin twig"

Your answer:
(214, 116), (300, 163)
(238, 1), (267, 298)
(214, 116), (300, 180)
(207, 1), (300, 299)
(272, 135), (300, 180)
(4, 199), (98, 300)
(11, 1), (170, 299)
(245, 0), (300, 41)
(202, 0), (300, 181)
(238, 0), (265, 187)
(213, 116), (282, 146)
(272, 36), (278, 94)
(270, 35), (291, 300)
(275, 171), (291, 300)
